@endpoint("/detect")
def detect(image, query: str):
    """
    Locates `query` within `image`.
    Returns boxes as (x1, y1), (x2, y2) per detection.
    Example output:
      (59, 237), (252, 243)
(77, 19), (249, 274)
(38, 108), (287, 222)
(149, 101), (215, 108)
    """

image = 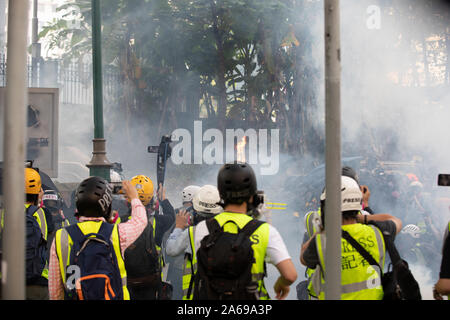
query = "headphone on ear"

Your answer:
(320, 199), (326, 230)
(319, 185), (326, 229)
